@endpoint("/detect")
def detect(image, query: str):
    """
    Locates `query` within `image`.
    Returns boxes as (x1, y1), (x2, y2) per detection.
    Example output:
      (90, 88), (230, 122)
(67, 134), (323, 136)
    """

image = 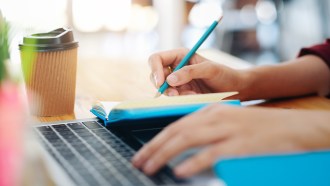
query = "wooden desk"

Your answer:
(37, 50), (330, 122)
